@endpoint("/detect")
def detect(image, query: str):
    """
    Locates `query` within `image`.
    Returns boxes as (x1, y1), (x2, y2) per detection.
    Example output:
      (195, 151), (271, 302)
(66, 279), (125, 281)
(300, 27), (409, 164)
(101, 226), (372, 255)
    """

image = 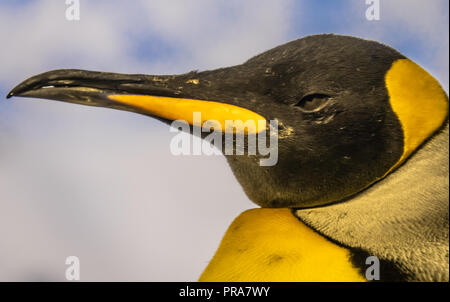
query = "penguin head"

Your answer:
(7, 34), (449, 208)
